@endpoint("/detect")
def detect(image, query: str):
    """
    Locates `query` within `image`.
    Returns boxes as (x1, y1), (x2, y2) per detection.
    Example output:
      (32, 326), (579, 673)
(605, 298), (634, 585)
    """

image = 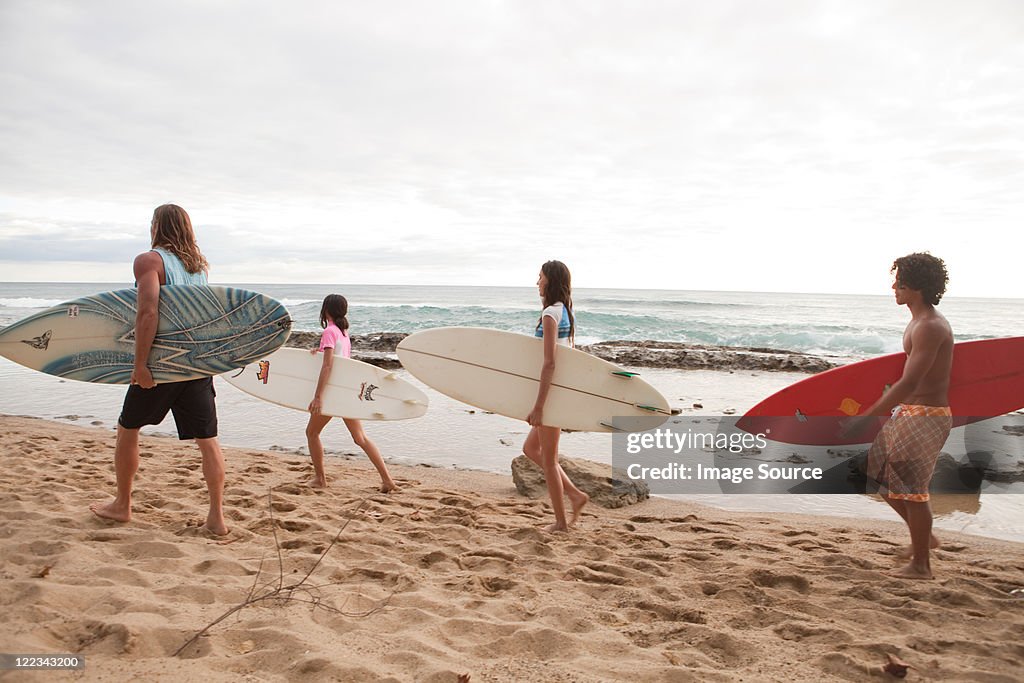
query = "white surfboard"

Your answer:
(223, 347), (428, 420)
(396, 327), (670, 432)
